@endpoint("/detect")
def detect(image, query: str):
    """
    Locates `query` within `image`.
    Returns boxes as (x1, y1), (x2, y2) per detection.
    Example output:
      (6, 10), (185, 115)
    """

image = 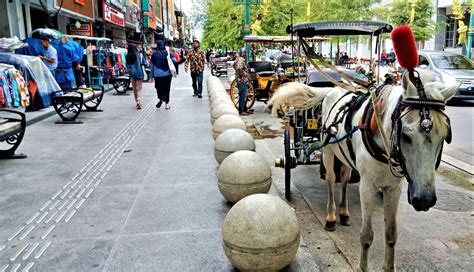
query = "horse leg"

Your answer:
(358, 181), (376, 272)
(338, 164), (352, 226)
(323, 150), (337, 231)
(382, 185), (401, 272)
